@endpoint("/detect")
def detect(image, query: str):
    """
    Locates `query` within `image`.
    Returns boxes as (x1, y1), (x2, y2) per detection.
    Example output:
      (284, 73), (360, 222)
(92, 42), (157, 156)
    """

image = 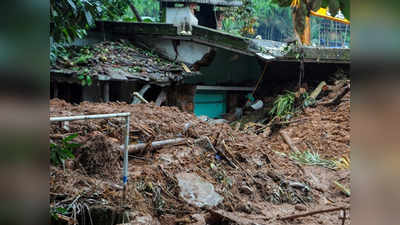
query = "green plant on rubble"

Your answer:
(269, 91), (296, 119)
(50, 42), (69, 65)
(77, 68), (93, 86)
(50, 133), (80, 166)
(50, 206), (68, 220)
(73, 48), (93, 65)
(289, 149), (337, 170)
